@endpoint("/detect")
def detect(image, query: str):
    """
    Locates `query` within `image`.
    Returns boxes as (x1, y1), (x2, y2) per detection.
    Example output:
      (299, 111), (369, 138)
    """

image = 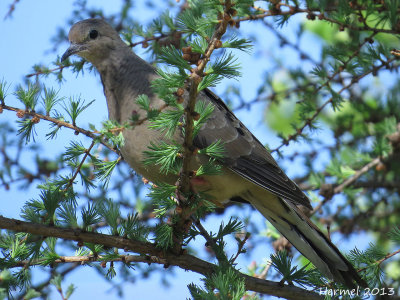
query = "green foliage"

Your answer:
(143, 141), (182, 174)
(148, 183), (177, 217)
(205, 53), (241, 80)
(2, 0), (400, 298)
(149, 107), (184, 137)
(21, 189), (65, 225)
(98, 199), (121, 235)
(42, 87), (63, 116)
(62, 97), (95, 126)
(63, 141), (87, 161)
(14, 83), (40, 111)
(106, 263), (117, 279)
(21, 288), (41, 300)
(222, 35), (253, 53)
(153, 69), (187, 90)
(198, 53), (241, 91)
(81, 203), (102, 230)
(46, 112), (66, 139)
(51, 274), (76, 299)
(189, 218), (244, 263)
(0, 78), (10, 104)
(188, 267), (246, 300)
(58, 202), (78, 228)
(17, 118), (37, 144)
(348, 246), (384, 286)
(99, 120), (126, 147)
(135, 94), (161, 119)
(388, 227), (400, 243)
(120, 213), (149, 241)
(154, 223), (174, 249)
(215, 218), (244, 241)
(196, 159), (222, 176)
(193, 100), (215, 136)
(176, 1), (218, 37)
(270, 251), (315, 286)
(93, 157), (120, 187)
(158, 46), (192, 71)
(198, 140), (225, 159)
